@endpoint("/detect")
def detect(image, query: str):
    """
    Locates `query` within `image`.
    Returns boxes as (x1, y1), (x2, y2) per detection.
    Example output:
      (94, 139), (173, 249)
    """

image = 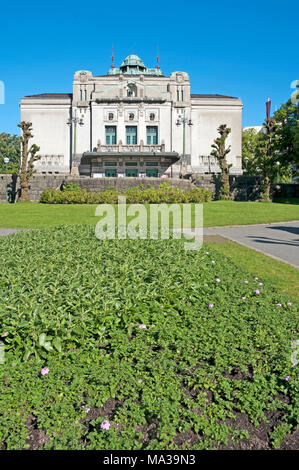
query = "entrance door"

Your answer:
(125, 169), (138, 177)
(105, 169), (117, 177)
(126, 126), (137, 144)
(146, 169), (158, 177)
